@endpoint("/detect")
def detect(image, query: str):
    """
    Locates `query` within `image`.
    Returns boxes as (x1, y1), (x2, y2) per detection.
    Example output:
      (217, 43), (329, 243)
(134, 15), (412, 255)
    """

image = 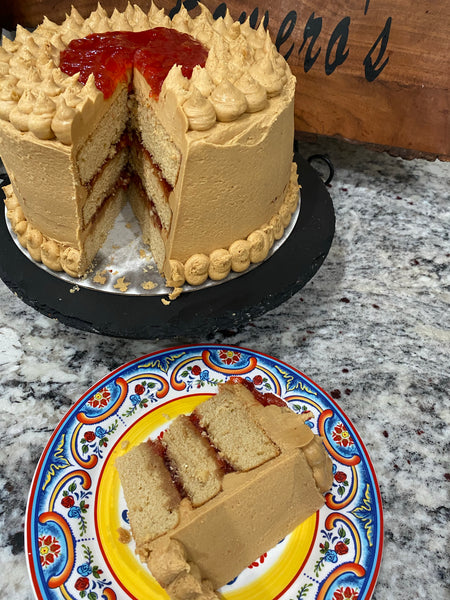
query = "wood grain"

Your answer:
(1, 1), (448, 158)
